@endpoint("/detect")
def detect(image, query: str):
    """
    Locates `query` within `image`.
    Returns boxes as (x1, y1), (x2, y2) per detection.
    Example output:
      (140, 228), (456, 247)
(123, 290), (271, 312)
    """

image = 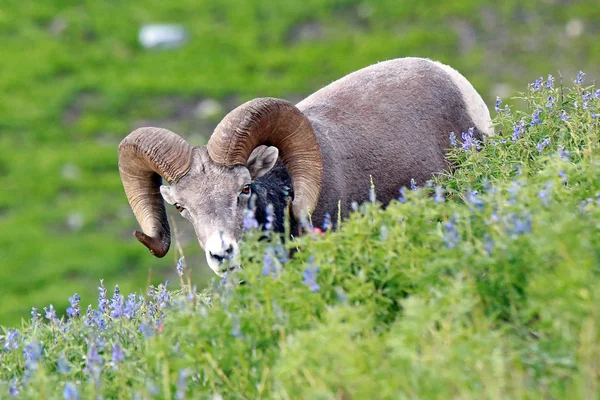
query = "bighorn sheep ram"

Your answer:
(118, 57), (493, 275)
